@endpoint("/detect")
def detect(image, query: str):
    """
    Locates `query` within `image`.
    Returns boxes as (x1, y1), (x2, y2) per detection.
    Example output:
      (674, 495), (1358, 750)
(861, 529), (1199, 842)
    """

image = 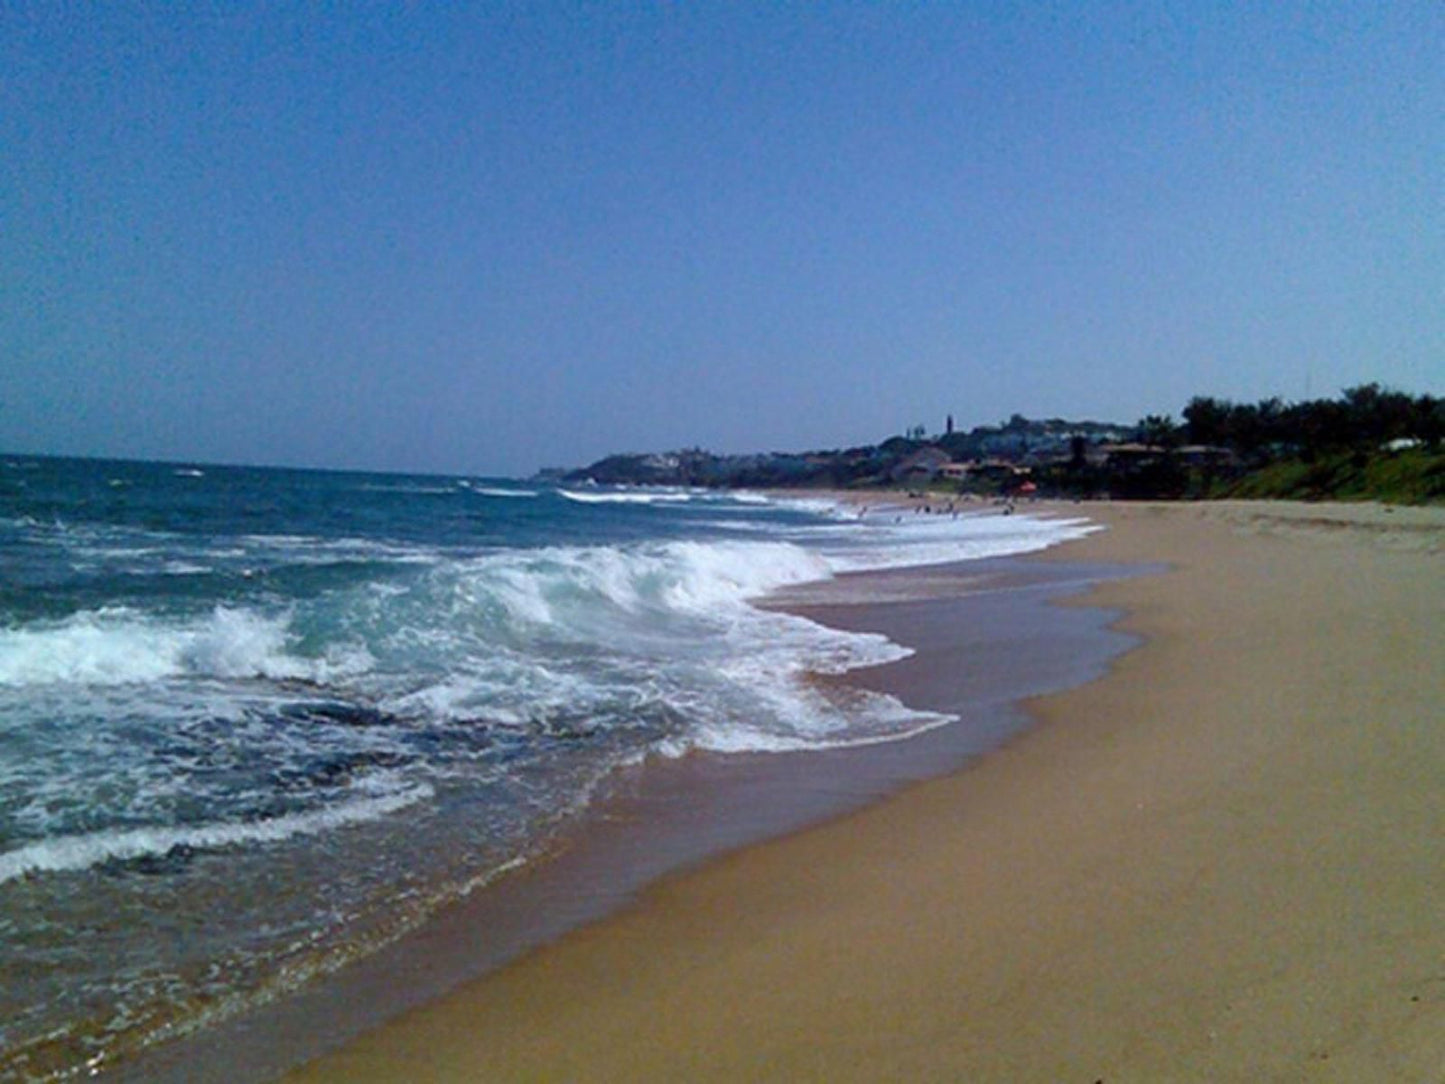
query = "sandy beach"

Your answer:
(283, 500), (1444, 1082)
